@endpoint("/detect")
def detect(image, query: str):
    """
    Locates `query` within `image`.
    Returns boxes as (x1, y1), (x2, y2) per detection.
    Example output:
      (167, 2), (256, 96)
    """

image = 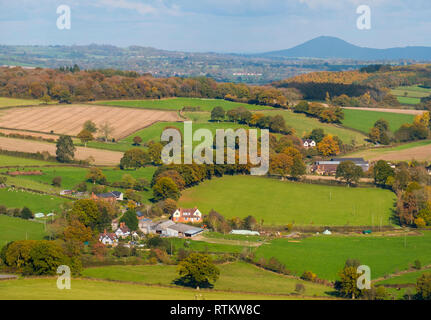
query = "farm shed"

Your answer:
(166, 223), (204, 238)
(230, 230), (260, 236)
